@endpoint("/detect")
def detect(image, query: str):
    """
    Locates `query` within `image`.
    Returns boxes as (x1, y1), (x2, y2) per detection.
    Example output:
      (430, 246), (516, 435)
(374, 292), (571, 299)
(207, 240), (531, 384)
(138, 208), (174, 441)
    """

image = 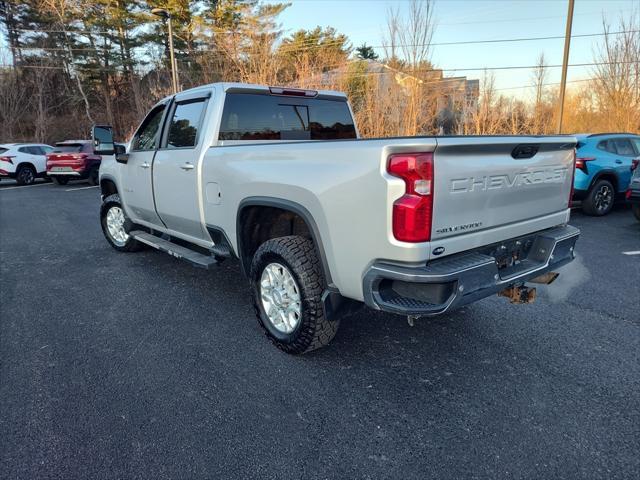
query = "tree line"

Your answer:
(0, 0), (638, 144)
